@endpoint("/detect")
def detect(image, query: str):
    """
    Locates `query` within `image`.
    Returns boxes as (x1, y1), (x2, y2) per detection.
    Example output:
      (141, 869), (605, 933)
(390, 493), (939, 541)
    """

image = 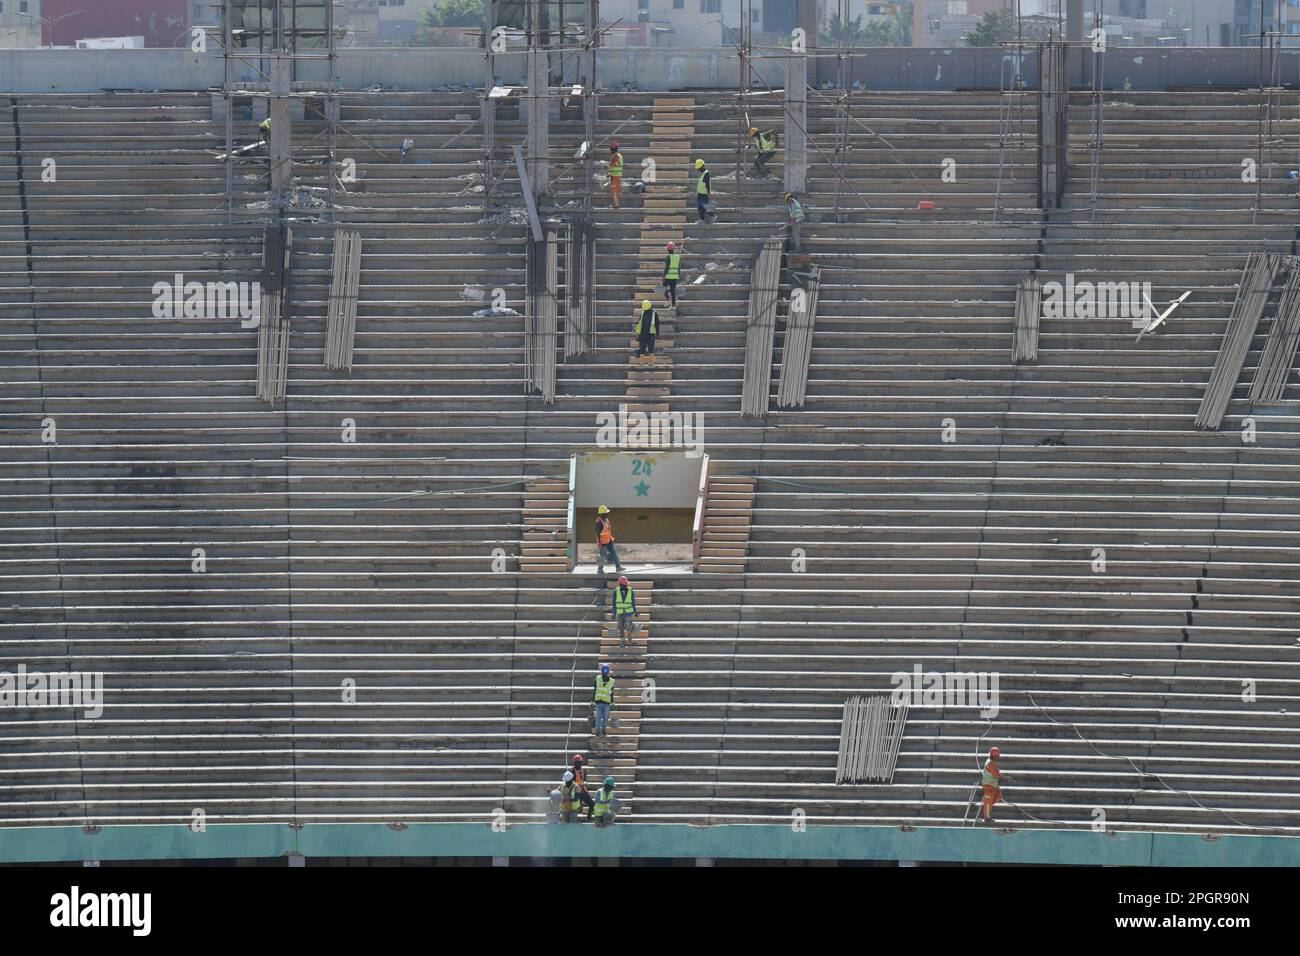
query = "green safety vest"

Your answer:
(635, 311), (658, 337)
(788, 200), (805, 223)
(615, 585), (636, 613)
(562, 783), (580, 812)
(609, 152), (624, 177)
(594, 788), (614, 817)
(696, 169), (709, 196)
(260, 119), (271, 133)
(982, 759), (999, 787)
(665, 253), (681, 280)
(757, 132), (775, 152)
(595, 674), (614, 704)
